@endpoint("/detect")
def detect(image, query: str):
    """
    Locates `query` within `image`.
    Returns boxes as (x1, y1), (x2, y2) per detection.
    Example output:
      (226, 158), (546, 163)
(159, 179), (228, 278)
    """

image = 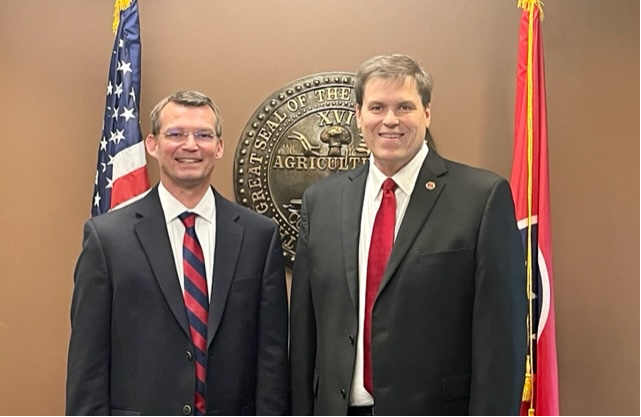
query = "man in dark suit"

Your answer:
(67, 91), (289, 415)
(290, 54), (526, 415)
